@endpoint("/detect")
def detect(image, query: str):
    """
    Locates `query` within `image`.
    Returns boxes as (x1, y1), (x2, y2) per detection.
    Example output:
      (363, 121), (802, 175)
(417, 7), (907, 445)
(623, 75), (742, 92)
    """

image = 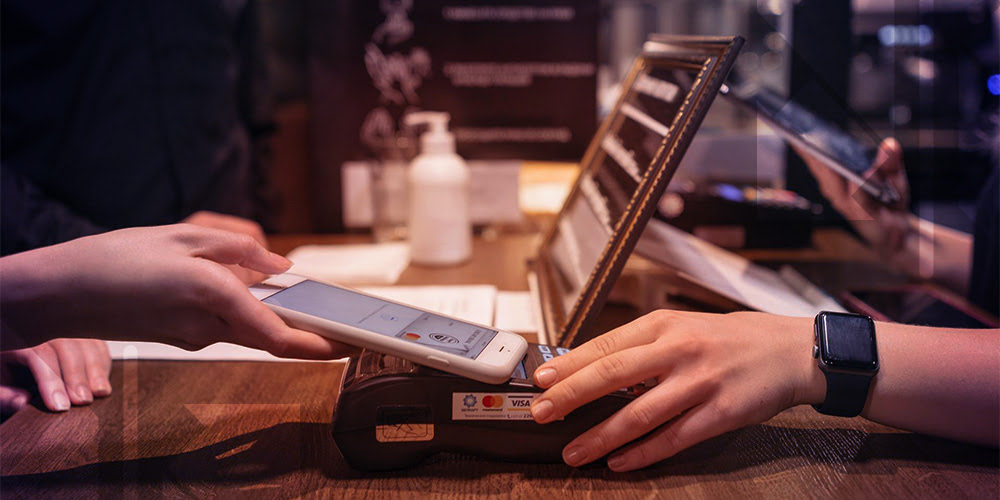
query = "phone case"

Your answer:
(250, 274), (528, 384)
